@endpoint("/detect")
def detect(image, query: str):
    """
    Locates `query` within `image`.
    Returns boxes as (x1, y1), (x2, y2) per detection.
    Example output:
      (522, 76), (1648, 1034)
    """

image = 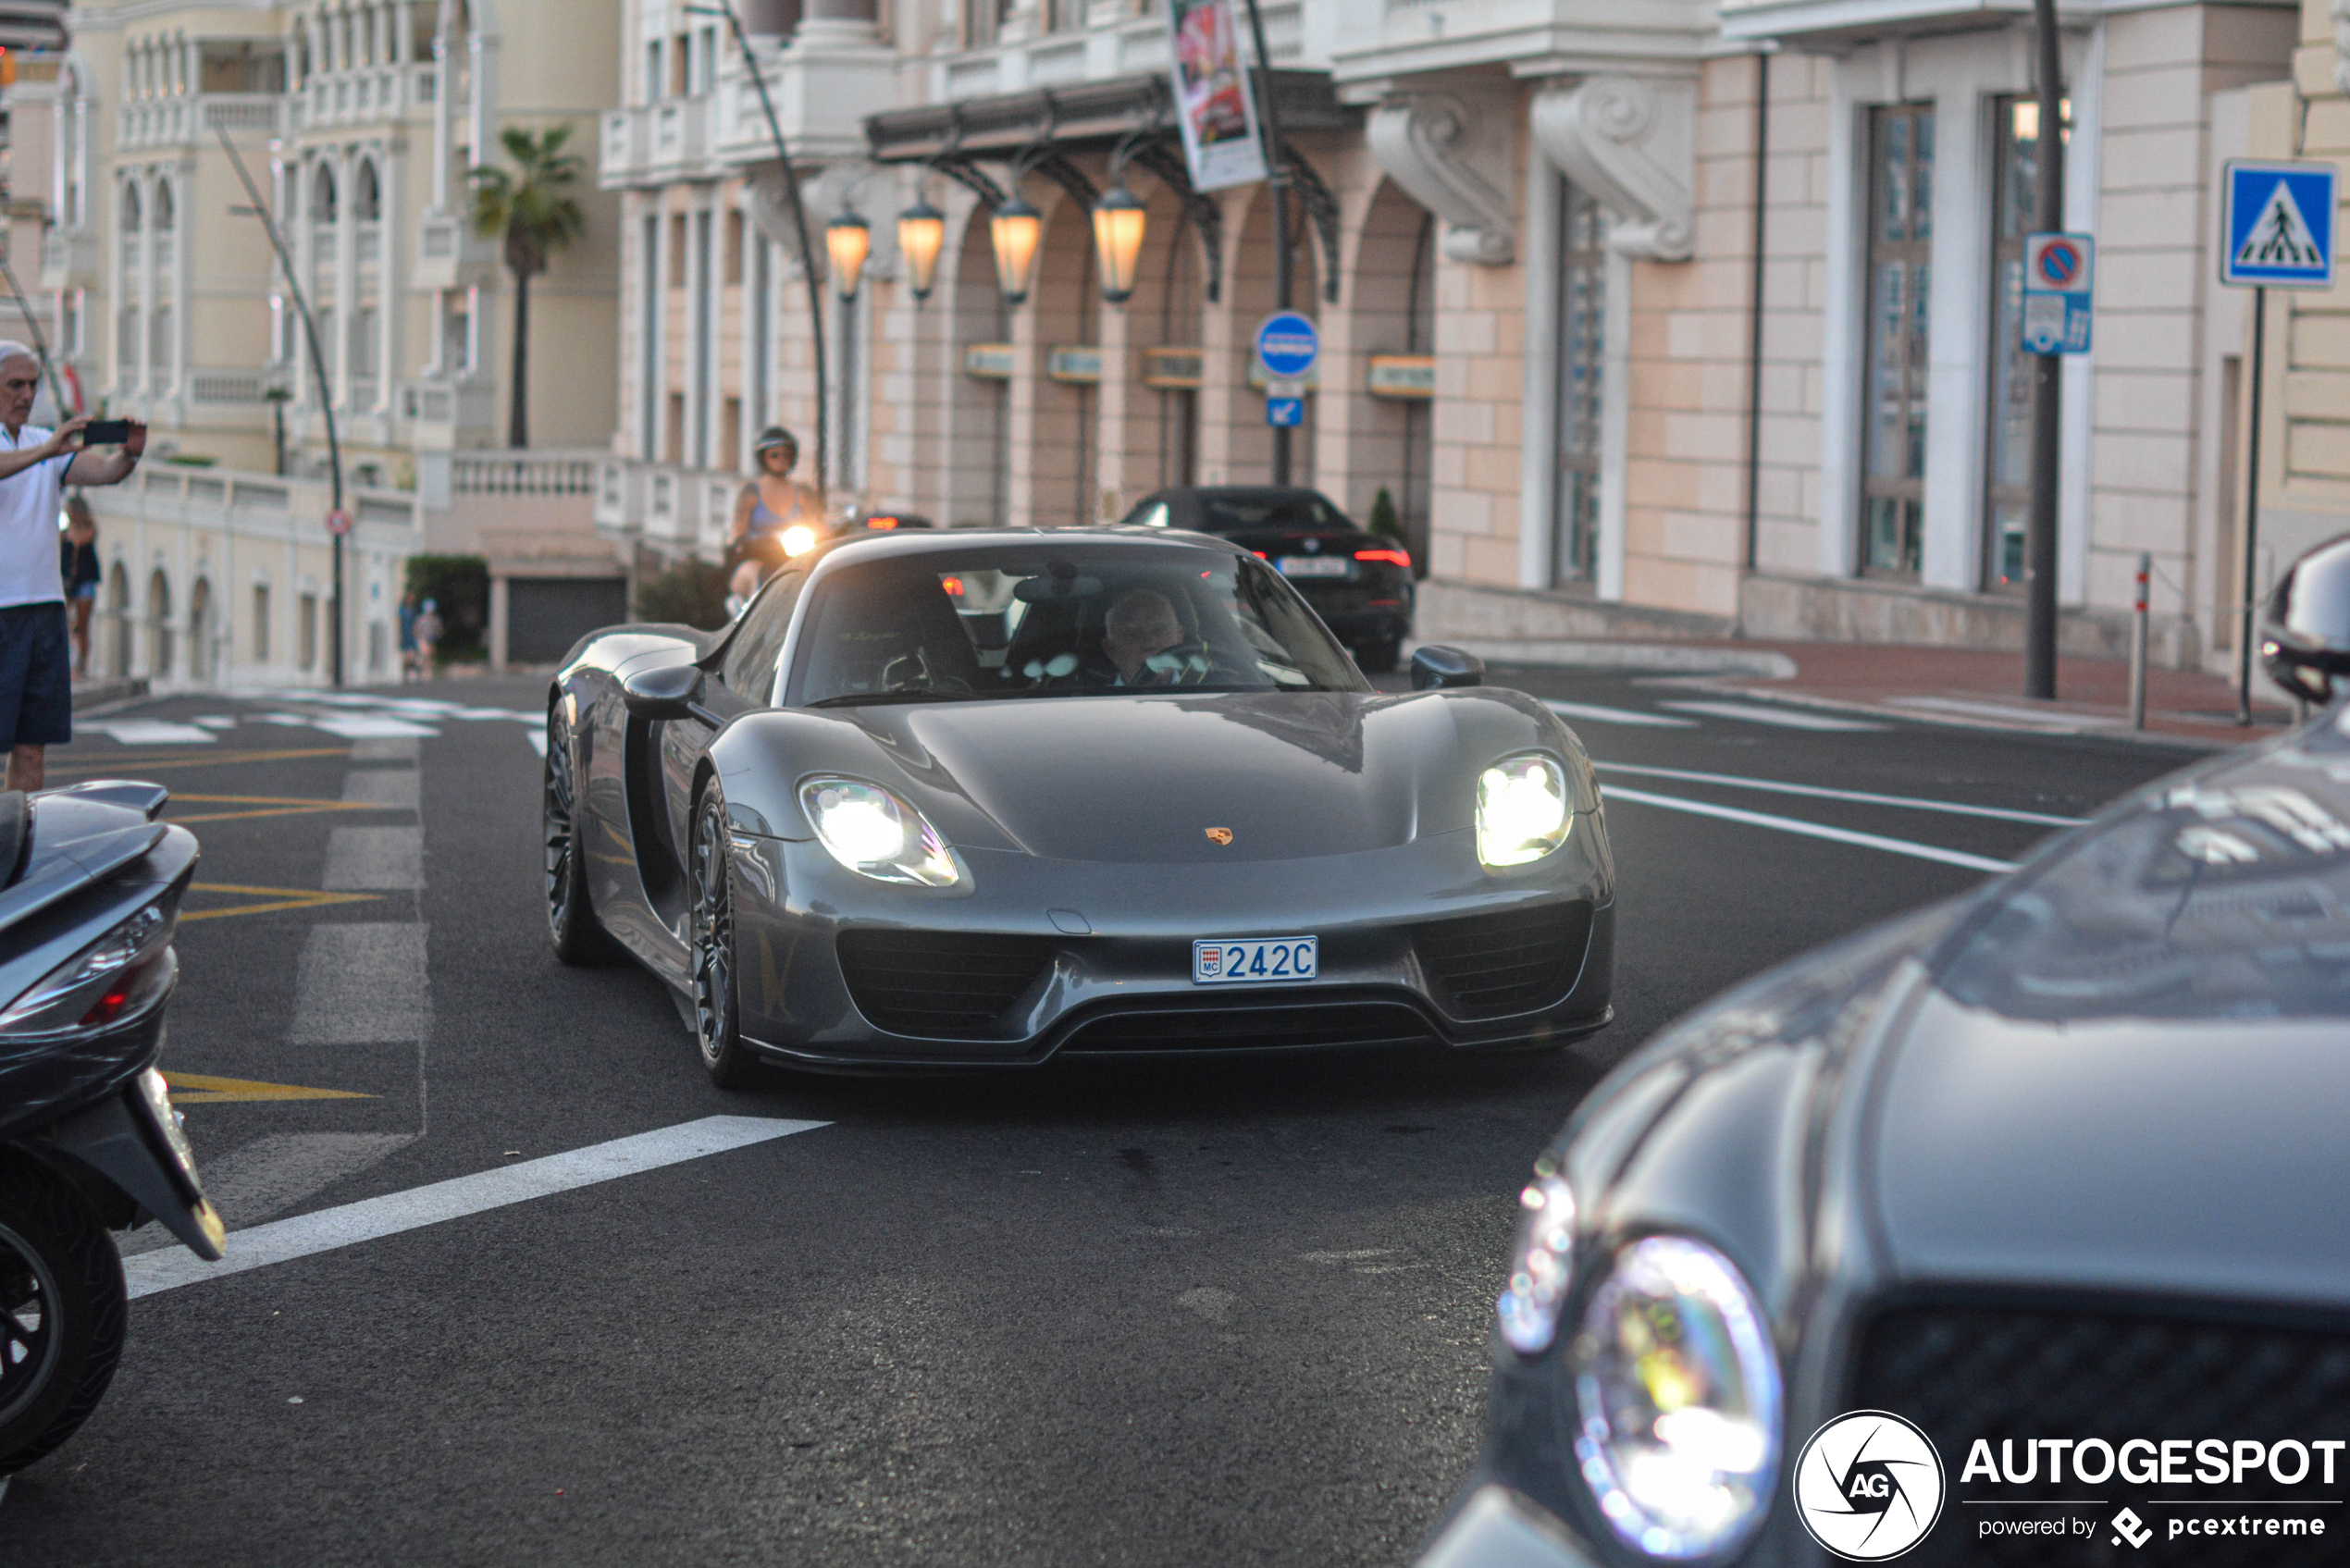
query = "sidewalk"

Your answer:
(1446, 636), (2300, 746)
